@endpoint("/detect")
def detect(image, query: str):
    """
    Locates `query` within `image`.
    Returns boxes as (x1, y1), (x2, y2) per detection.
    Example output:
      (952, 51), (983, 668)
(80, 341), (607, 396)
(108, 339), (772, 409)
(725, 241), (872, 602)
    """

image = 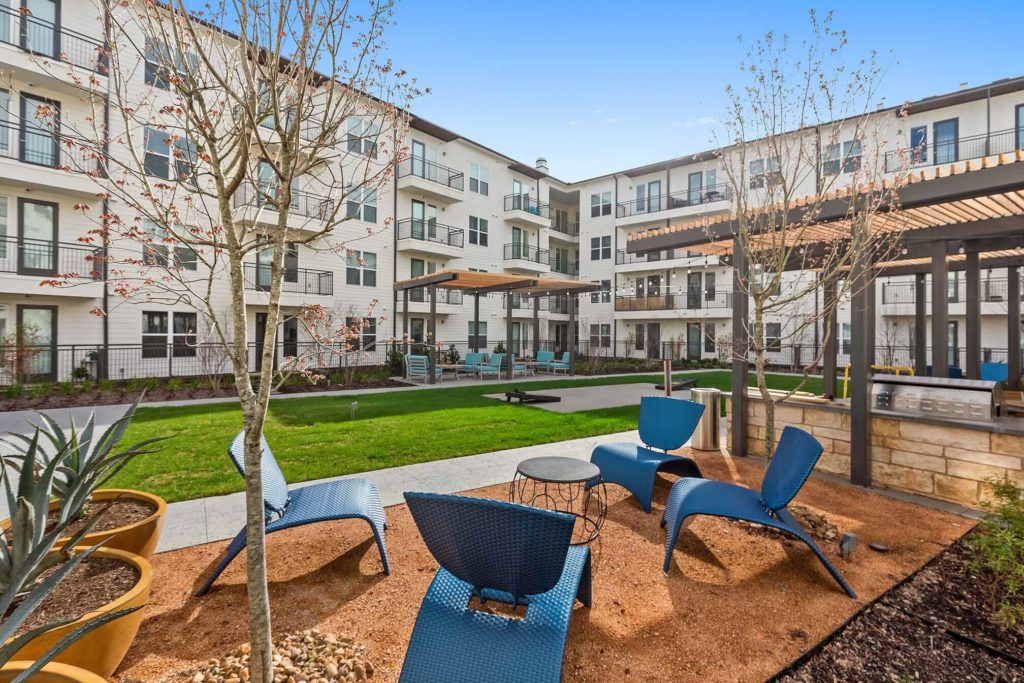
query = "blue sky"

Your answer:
(379, 1), (1023, 181)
